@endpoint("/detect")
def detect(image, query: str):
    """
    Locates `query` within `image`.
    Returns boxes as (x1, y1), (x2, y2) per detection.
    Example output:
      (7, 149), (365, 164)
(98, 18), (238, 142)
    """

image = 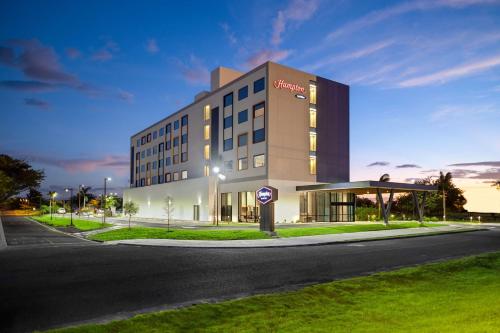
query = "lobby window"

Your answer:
(238, 109), (248, 124)
(253, 77), (265, 93)
(310, 132), (317, 151)
(238, 86), (248, 100)
(173, 137), (179, 147)
(173, 154), (179, 164)
(238, 157), (248, 170)
(181, 152), (188, 162)
(309, 82), (317, 105)
(147, 133), (151, 142)
(224, 138), (233, 151)
(310, 107), (317, 128)
(153, 131), (157, 140)
(181, 133), (188, 144)
(159, 127), (164, 137)
(181, 115), (188, 127)
(223, 92), (233, 107)
(309, 156), (317, 175)
(204, 165), (210, 176)
(181, 170), (188, 180)
(254, 154), (265, 168)
(174, 120), (179, 130)
(166, 157), (171, 166)
(173, 172), (179, 181)
(165, 173), (171, 183)
(238, 133), (248, 147)
(204, 125), (210, 140)
(204, 105), (210, 121)
(221, 193), (232, 222)
(223, 116), (233, 129)
(204, 144), (210, 160)
(238, 191), (259, 222)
